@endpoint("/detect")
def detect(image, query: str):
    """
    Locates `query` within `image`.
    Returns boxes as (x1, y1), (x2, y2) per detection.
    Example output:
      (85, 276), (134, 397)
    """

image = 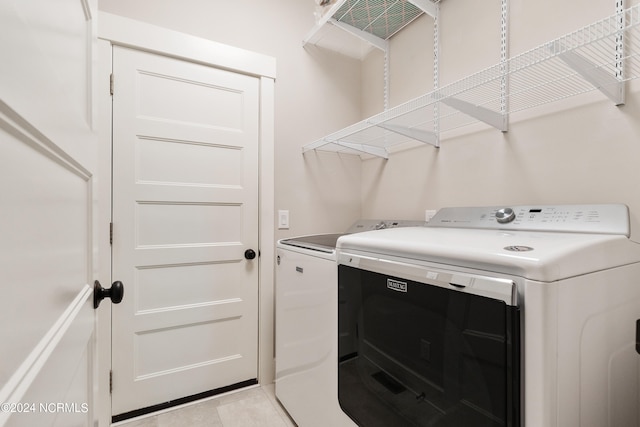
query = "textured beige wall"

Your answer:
(360, 0), (640, 240)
